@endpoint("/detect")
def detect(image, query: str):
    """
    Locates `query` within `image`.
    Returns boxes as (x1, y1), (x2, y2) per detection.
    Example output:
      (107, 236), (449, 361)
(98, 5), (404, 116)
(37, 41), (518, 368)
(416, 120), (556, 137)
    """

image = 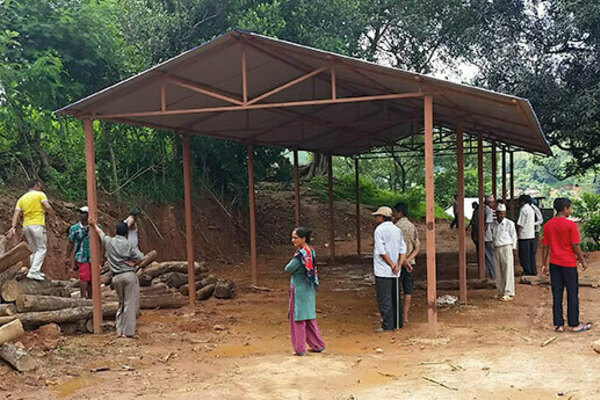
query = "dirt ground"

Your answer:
(3, 230), (600, 400)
